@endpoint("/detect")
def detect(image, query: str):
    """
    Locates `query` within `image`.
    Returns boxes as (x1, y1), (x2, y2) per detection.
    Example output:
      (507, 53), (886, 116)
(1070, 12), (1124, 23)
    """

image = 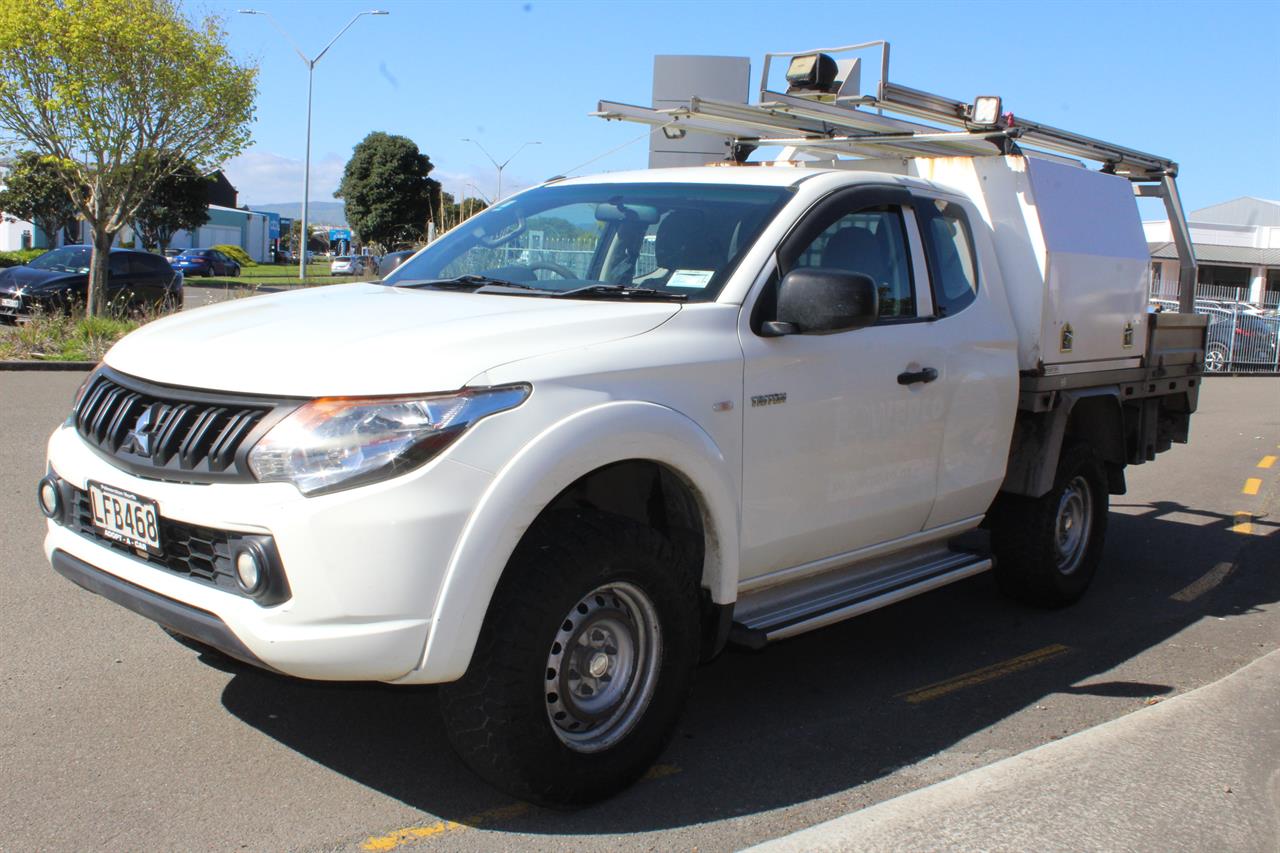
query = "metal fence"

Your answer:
(1149, 280), (1280, 374)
